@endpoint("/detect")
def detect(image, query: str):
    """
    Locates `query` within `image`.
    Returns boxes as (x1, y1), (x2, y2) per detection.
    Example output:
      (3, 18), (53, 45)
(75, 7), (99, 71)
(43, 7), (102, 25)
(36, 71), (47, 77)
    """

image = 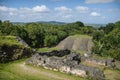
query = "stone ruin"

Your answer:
(84, 57), (115, 68)
(26, 49), (115, 80)
(15, 36), (29, 47)
(57, 36), (94, 52)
